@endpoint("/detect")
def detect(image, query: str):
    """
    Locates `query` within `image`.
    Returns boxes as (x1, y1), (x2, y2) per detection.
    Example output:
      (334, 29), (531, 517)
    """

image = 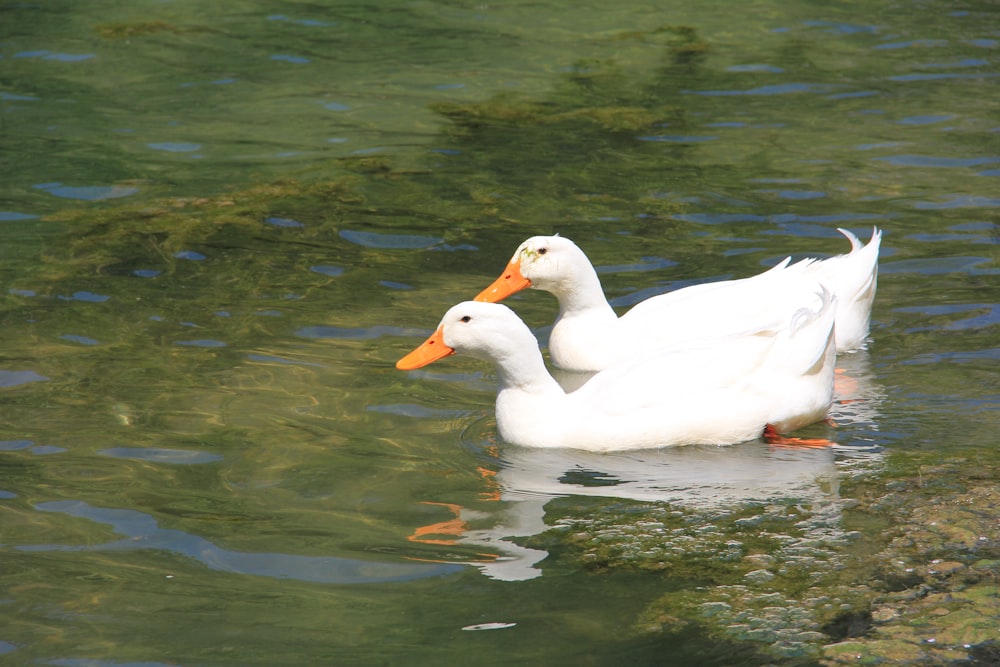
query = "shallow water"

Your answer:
(1, 1), (998, 665)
